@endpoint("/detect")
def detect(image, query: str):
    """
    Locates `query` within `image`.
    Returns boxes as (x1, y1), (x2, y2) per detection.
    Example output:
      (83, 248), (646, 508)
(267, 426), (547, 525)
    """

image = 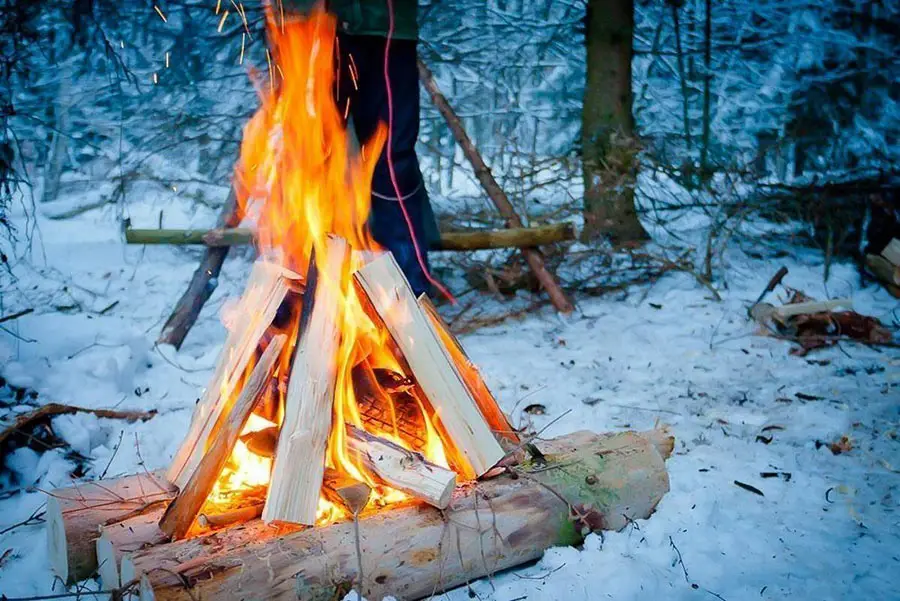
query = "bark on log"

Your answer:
(45, 470), (176, 583)
(264, 235), (350, 525)
(417, 59), (574, 314)
(354, 253), (505, 479)
(126, 428), (672, 601)
(418, 295), (518, 445)
(97, 508), (167, 589)
(160, 335), (286, 540)
(157, 187), (242, 350)
(346, 424), (456, 509)
(166, 261), (294, 491)
(124, 223), (576, 251)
